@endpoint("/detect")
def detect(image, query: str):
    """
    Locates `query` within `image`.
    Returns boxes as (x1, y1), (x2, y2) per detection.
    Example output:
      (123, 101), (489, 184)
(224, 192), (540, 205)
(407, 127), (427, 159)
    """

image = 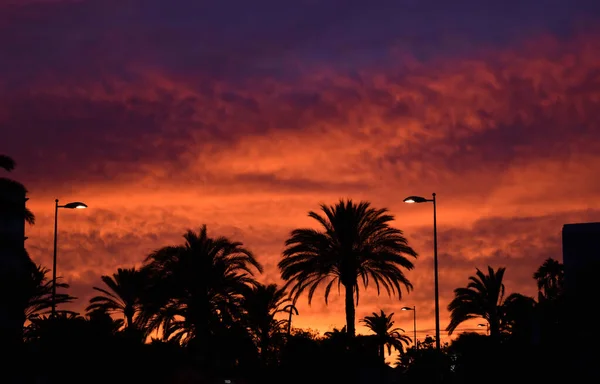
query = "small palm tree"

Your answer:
(533, 258), (564, 301)
(446, 266), (506, 340)
(324, 326), (347, 342)
(242, 283), (292, 366)
(25, 264), (76, 322)
(279, 199), (418, 337)
(361, 310), (411, 365)
(86, 267), (144, 329)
